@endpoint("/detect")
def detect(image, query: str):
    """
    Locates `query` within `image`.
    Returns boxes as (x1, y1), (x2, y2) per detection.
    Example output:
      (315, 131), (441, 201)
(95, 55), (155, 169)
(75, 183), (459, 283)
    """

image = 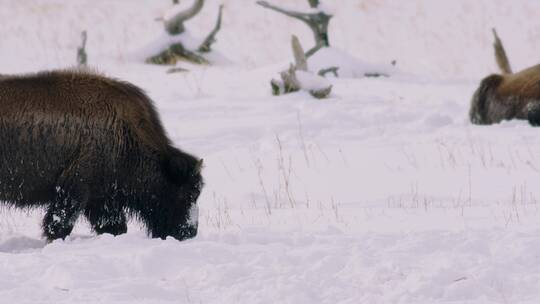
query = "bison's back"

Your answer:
(497, 64), (540, 99)
(0, 70), (170, 206)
